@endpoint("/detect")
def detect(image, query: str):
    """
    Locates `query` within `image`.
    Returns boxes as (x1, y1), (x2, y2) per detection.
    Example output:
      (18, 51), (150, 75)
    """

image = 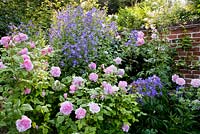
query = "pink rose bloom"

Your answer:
(41, 48), (48, 56)
(122, 124), (129, 132)
(136, 38), (145, 46)
(172, 74), (179, 82)
(176, 78), (186, 86)
(151, 33), (157, 39)
(0, 36), (11, 47)
(72, 77), (84, 86)
(22, 59), (34, 71)
(60, 101), (73, 115)
(89, 73), (98, 82)
(0, 62), (6, 69)
(63, 93), (68, 99)
(24, 88), (31, 95)
(104, 65), (117, 74)
(21, 54), (30, 60)
(19, 48), (28, 55)
(29, 41), (35, 48)
(75, 107), (87, 119)
(13, 33), (28, 43)
(47, 46), (53, 53)
(88, 62), (96, 70)
(191, 79), (200, 88)
(113, 57), (122, 65)
(69, 85), (78, 93)
(42, 90), (46, 97)
(50, 66), (61, 77)
(117, 69), (125, 76)
(118, 81), (128, 89)
(16, 115), (32, 132)
(88, 102), (100, 114)
(103, 82), (115, 94)
(137, 31), (144, 38)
